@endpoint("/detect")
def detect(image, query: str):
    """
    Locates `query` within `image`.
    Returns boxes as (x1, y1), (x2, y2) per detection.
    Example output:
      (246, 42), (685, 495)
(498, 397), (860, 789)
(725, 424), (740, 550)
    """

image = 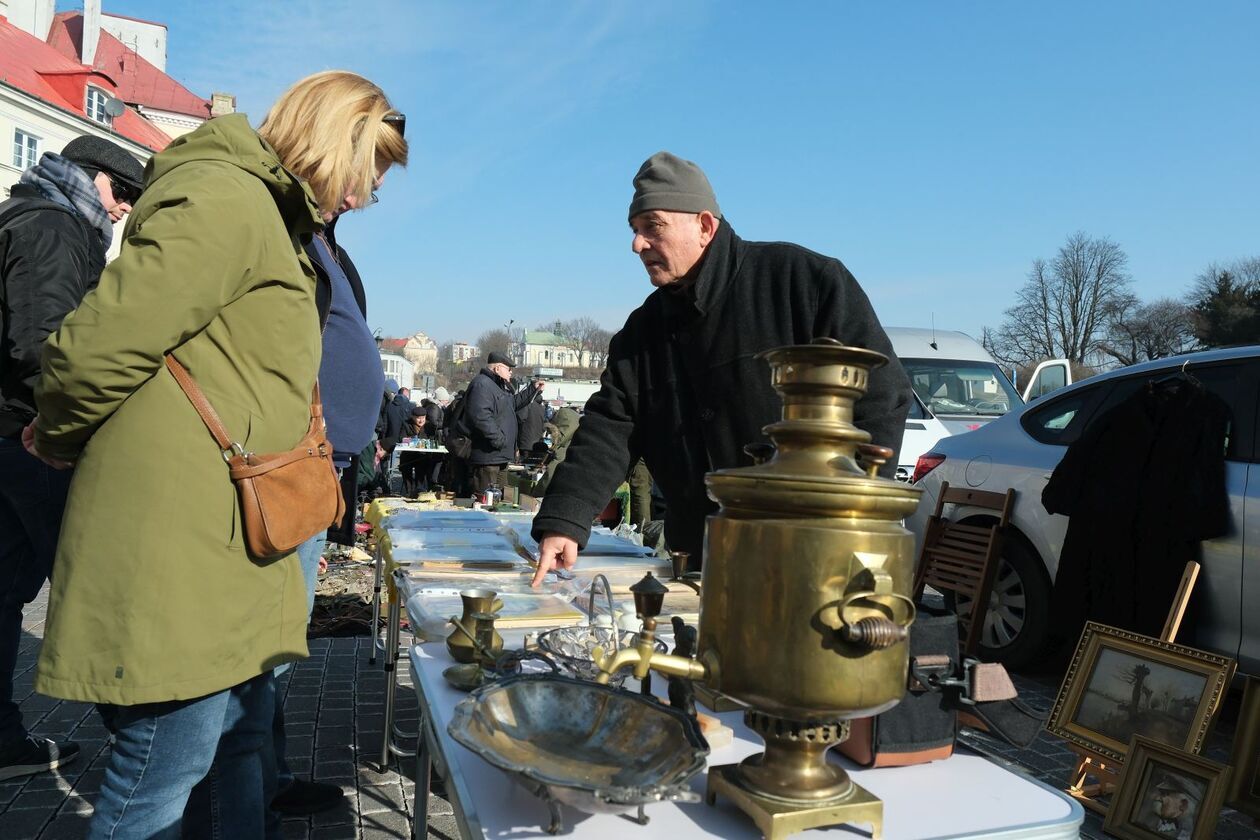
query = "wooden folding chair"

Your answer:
(912, 482), (1017, 657)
